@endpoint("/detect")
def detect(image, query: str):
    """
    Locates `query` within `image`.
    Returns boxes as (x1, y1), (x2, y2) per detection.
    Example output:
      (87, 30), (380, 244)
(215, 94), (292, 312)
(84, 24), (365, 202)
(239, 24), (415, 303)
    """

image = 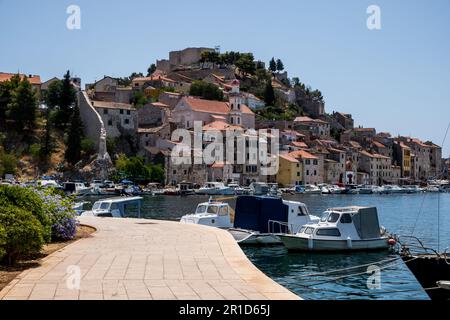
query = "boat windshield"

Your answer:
(298, 205), (309, 216)
(320, 211), (340, 223)
(93, 202), (111, 210)
(195, 205), (219, 215)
